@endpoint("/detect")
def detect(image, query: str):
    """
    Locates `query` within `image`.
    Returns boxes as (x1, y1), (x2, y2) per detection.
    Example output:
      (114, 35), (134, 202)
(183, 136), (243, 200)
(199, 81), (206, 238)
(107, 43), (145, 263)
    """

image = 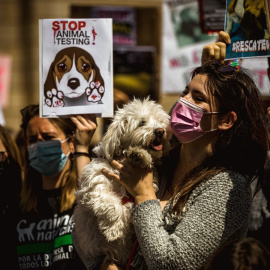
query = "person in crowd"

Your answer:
(247, 157), (270, 252)
(246, 57), (270, 250)
(0, 125), (22, 216)
(14, 104), (96, 269)
(203, 31), (270, 259)
(71, 31), (270, 270)
(204, 237), (270, 270)
(98, 60), (269, 269)
(208, 30), (270, 262)
(0, 125), (23, 269)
